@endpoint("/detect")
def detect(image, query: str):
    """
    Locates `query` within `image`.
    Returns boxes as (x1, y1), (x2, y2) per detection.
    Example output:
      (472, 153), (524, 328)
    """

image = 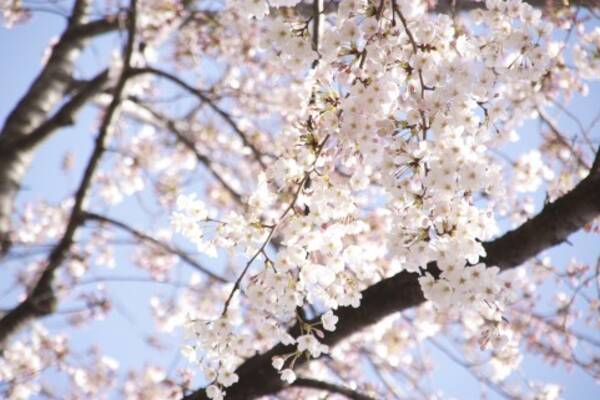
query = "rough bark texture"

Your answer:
(0, 1), (118, 254)
(183, 153), (600, 400)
